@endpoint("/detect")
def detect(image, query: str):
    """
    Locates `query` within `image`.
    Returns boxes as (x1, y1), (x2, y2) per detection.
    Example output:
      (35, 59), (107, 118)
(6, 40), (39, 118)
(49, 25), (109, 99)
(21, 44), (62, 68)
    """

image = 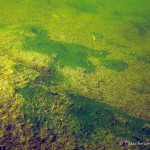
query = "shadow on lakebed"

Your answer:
(68, 94), (150, 142)
(22, 25), (128, 72)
